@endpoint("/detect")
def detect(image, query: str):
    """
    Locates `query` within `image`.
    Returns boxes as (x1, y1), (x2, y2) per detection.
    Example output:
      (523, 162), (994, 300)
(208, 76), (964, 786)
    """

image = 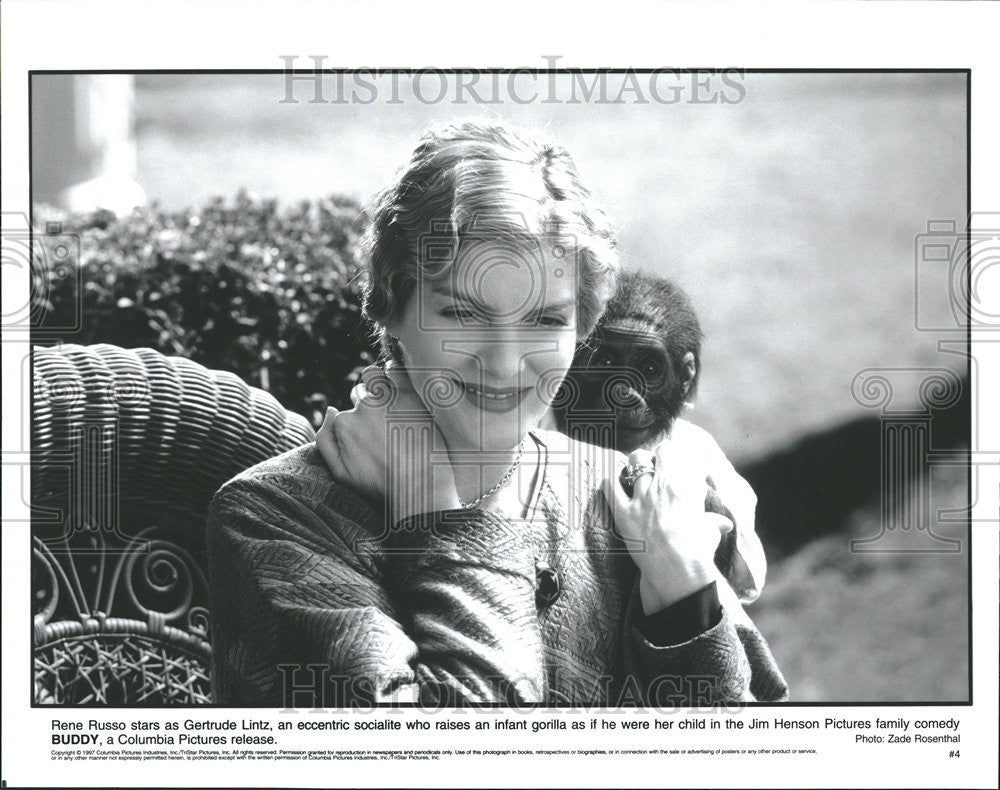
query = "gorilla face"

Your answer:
(564, 323), (695, 453)
(552, 270), (703, 455)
